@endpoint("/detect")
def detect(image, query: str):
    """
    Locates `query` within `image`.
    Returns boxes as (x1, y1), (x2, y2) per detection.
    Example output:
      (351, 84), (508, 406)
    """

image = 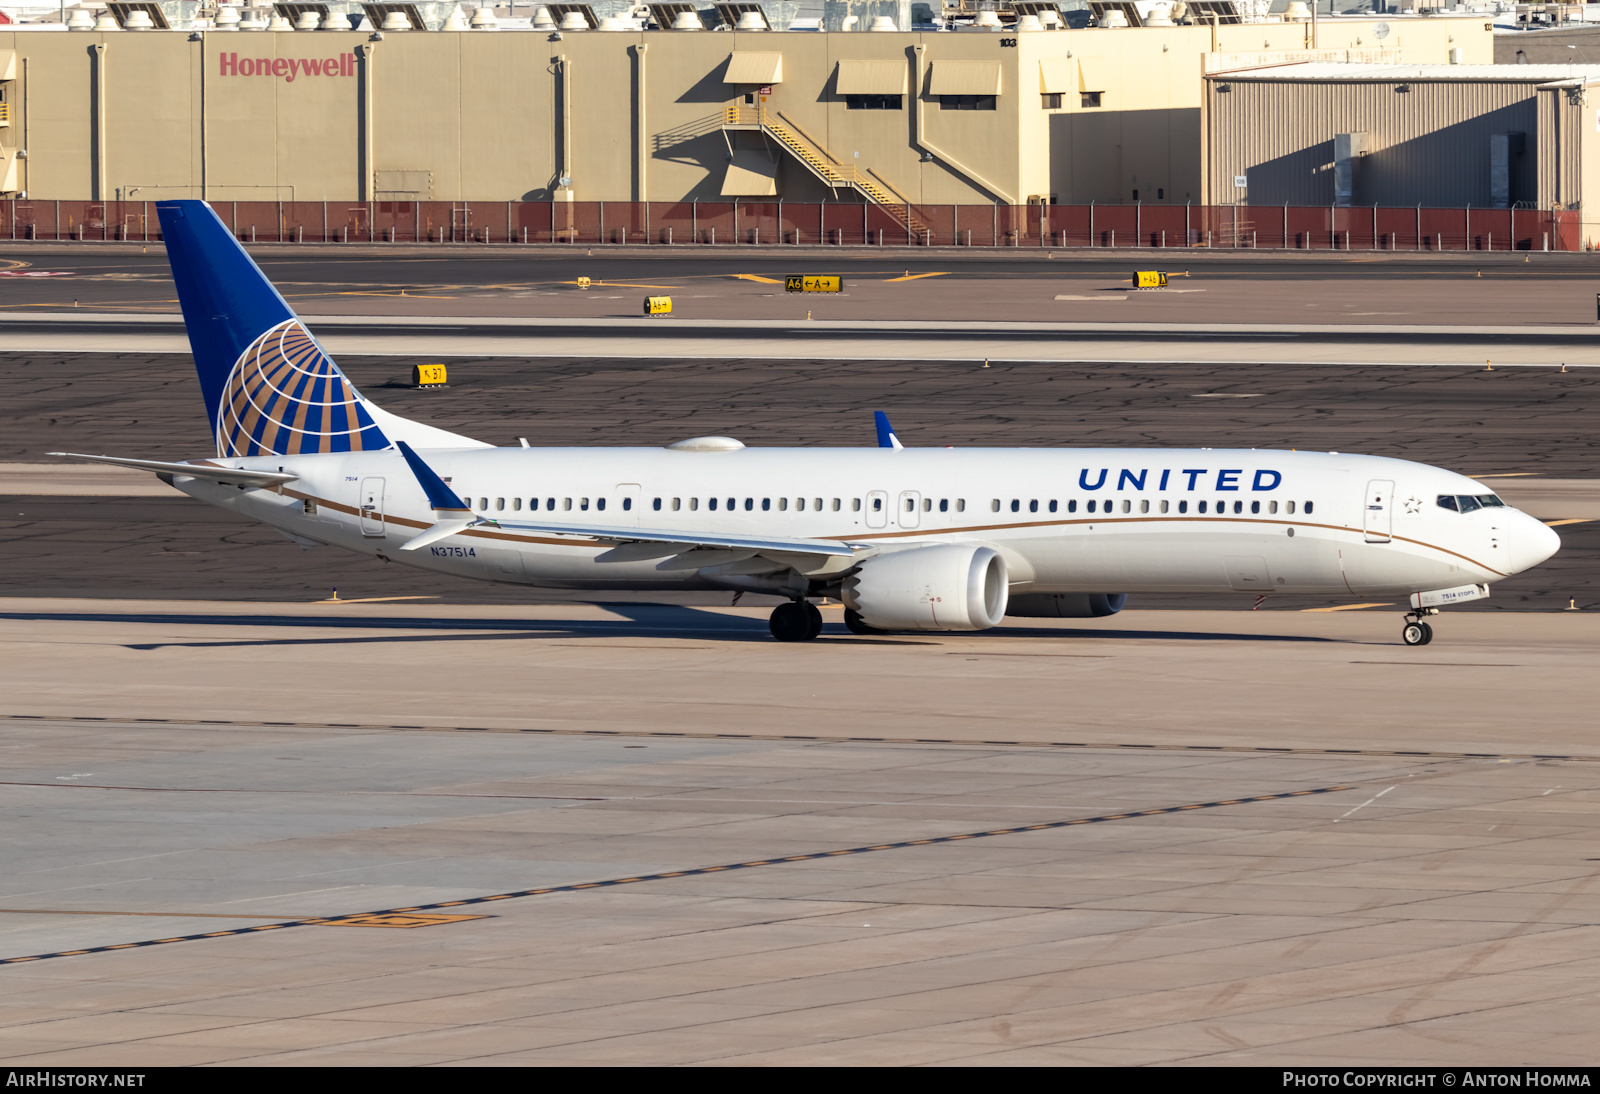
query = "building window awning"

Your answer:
(1039, 58), (1075, 94)
(724, 52), (784, 85)
(0, 49), (16, 82)
(836, 60), (908, 96)
(928, 61), (1003, 97)
(1077, 57), (1106, 92)
(721, 151), (778, 196)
